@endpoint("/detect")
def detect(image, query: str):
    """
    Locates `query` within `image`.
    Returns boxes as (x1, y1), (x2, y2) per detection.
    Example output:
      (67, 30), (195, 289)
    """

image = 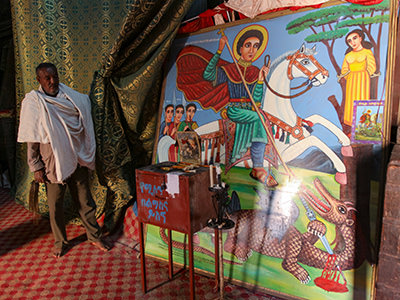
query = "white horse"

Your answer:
(159, 44), (353, 185)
